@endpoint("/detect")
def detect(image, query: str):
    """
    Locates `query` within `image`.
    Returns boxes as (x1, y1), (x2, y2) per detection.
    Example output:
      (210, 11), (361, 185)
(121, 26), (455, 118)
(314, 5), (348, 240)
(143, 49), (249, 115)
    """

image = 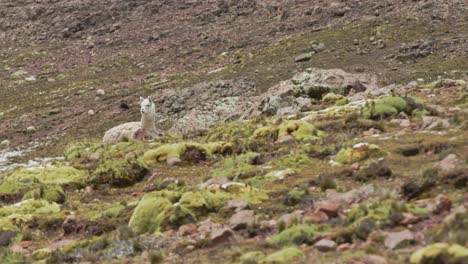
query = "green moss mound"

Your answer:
(0, 166), (89, 195)
(410, 243), (468, 264)
(363, 96), (426, 119)
(206, 121), (257, 152)
(240, 251), (266, 264)
(263, 247), (304, 263)
(22, 185), (66, 204)
(91, 159), (147, 187)
(128, 197), (174, 234)
(143, 142), (232, 165)
(65, 141), (146, 170)
(0, 199), (61, 231)
(267, 224), (317, 247)
(278, 120), (324, 142)
(211, 152), (262, 178)
(345, 199), (428, 240)
(335, 143), (382, 164)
